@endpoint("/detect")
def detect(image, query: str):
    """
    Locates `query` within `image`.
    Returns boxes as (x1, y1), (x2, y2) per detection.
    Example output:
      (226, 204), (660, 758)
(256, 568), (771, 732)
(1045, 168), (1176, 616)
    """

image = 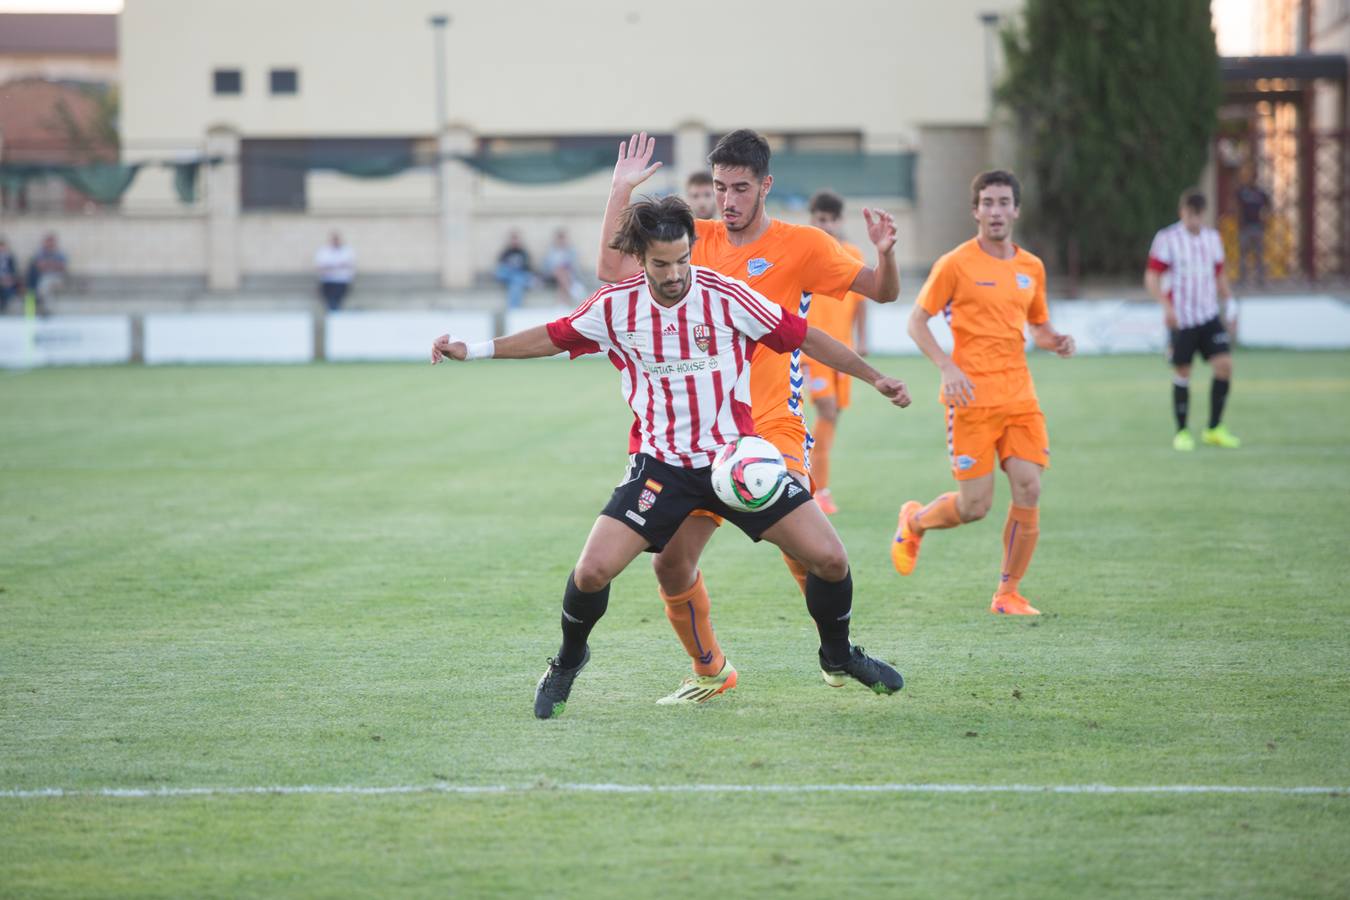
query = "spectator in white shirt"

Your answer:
(315, 232), (356, 311)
